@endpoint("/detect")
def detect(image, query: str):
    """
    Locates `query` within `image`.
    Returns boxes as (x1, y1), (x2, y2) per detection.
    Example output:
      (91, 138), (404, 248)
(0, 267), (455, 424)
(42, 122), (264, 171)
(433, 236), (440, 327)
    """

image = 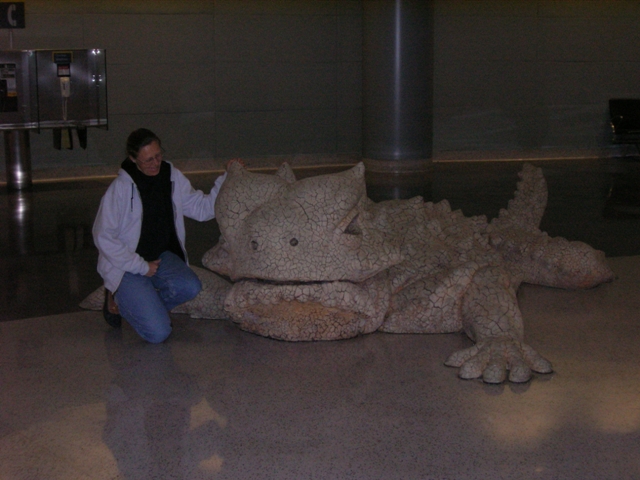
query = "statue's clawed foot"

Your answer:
(445, 338), (553, 384)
